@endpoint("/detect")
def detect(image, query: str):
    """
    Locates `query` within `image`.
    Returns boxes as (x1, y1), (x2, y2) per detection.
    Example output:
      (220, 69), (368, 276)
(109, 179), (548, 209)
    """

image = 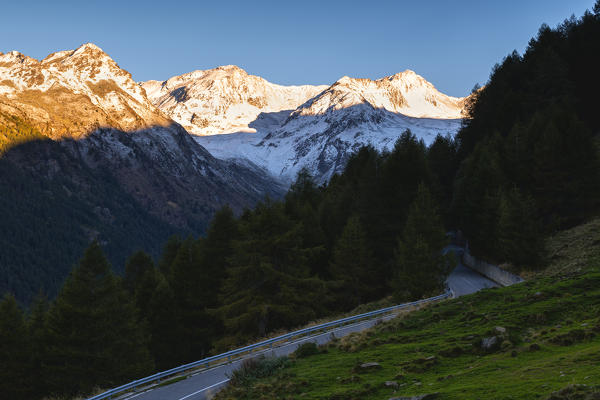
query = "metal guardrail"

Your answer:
(88, 291), (452, 400)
